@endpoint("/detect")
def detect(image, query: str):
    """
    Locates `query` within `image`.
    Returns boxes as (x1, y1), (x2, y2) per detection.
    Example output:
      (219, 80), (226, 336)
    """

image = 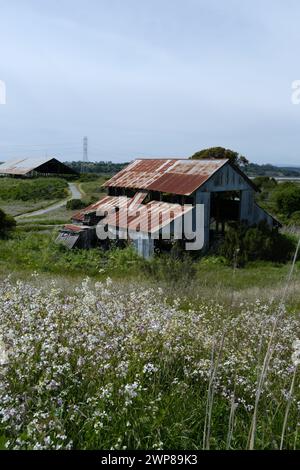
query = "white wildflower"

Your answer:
(143, 363), (158, 374)
(124, 382), (139, 399)
(0, 337), (8, 366)
(292, 339), (300, 367)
